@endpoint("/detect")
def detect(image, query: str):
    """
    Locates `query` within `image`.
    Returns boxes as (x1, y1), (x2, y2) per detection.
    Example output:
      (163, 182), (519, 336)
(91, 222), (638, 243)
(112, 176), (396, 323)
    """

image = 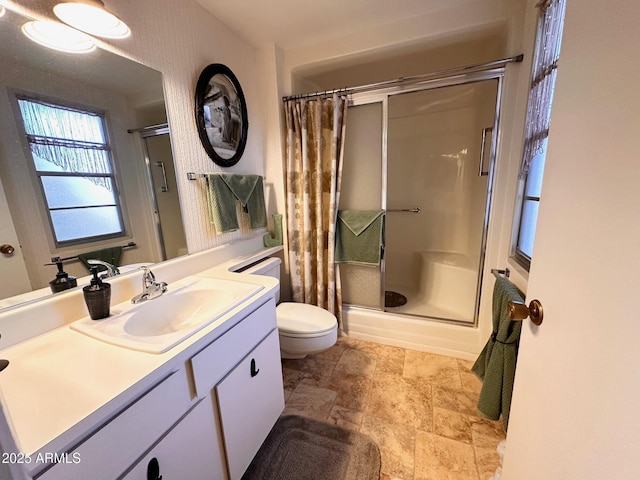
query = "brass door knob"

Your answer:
(508, 299), (544, 325)
(0, 244), (15, 256)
